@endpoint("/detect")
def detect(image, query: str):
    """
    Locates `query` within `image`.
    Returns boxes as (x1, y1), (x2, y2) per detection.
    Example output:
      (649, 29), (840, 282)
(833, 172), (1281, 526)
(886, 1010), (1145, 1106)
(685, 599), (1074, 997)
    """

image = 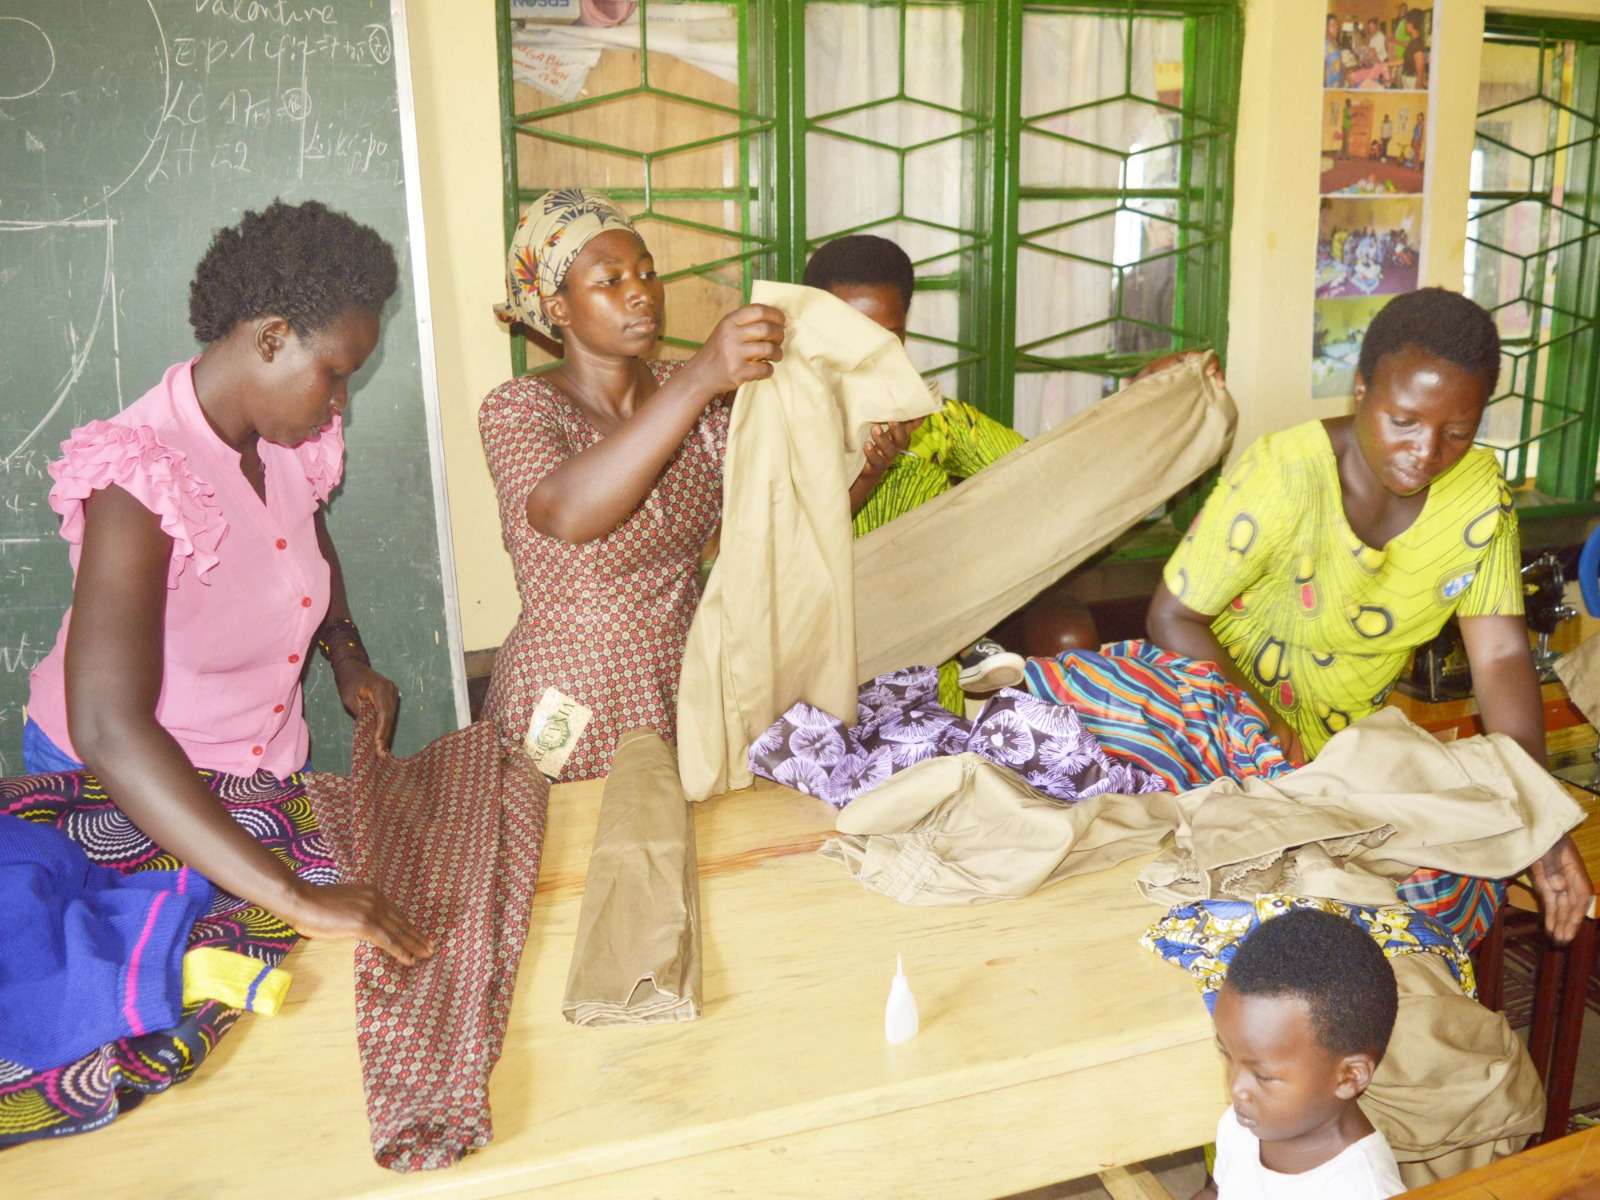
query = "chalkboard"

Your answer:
(0, 0), (466, 774)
